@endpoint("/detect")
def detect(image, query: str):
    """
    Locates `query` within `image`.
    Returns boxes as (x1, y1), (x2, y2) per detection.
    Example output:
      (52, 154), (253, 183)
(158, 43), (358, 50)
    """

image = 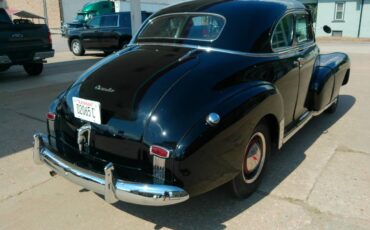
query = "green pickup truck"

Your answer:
(0, 8), (54, 76)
